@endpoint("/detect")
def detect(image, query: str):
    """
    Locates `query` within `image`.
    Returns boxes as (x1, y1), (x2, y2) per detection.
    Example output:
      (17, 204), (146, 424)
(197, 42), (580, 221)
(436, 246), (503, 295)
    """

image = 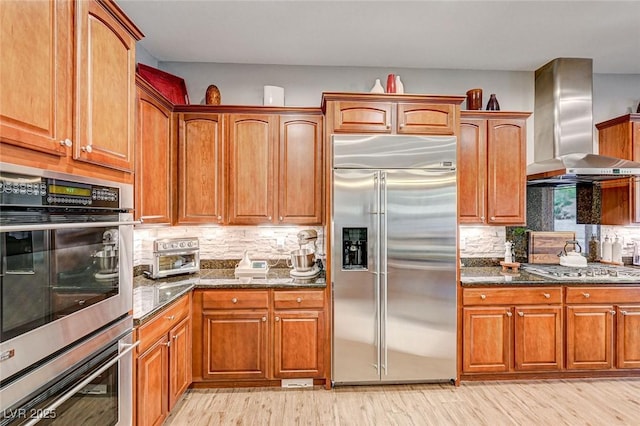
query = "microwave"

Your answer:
(145, 237), (200, 279)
